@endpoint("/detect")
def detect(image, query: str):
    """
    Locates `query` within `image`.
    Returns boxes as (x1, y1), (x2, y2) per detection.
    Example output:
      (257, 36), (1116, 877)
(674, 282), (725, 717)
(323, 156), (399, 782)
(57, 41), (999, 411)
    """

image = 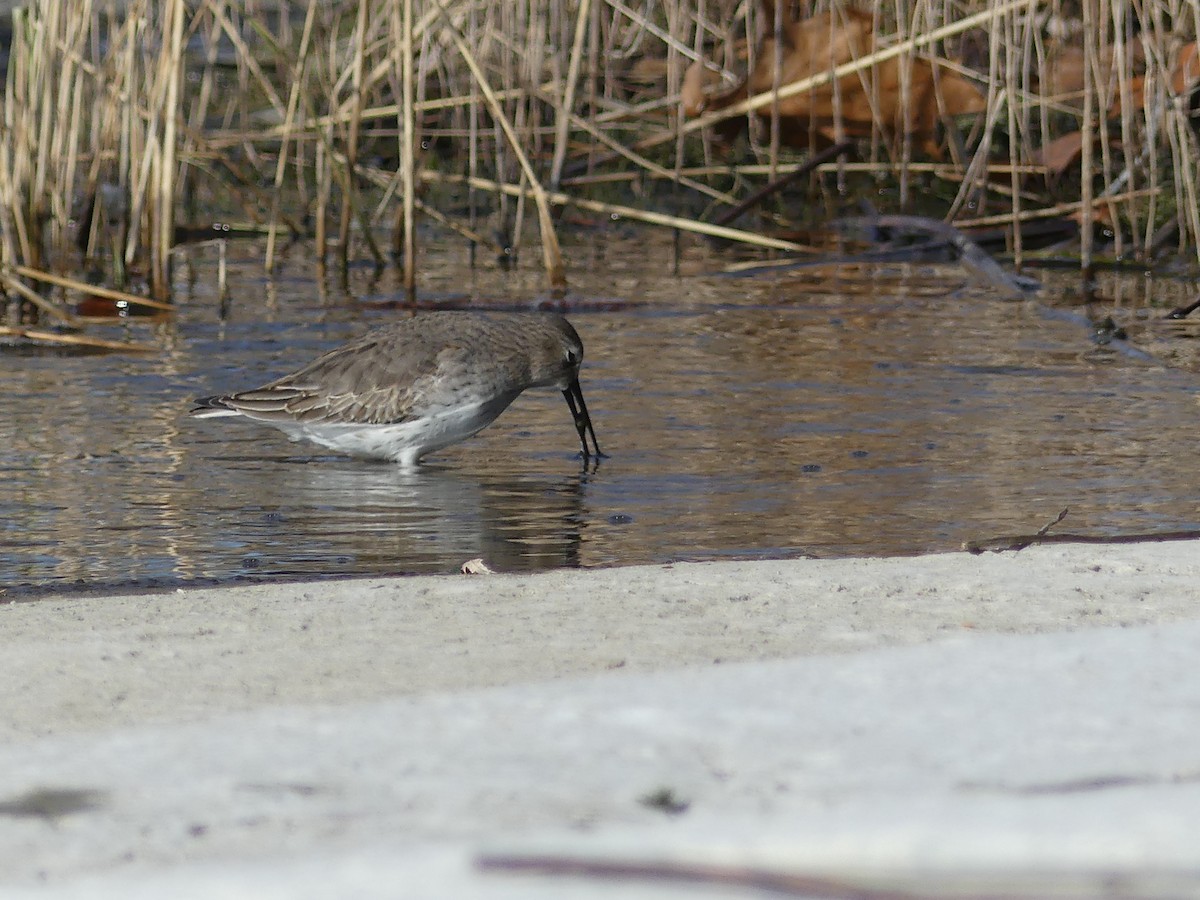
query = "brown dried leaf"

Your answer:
(1032, 131), (1085, 177)
(681, 60), (718, 117)
(683, 5), (984, 156)
(1172, 41), (1200, 95)
(1041, 44), (1086, 98)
